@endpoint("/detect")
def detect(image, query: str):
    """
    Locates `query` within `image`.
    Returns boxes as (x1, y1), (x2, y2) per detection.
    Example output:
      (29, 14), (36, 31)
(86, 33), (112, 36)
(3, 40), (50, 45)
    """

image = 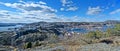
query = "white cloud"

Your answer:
(60, 0), (78, 11)
(0, 1), (58, 23)
(66, 7), (78, 11)
(87, 6), (102, 15)
(39, 1), (46, 5)
(60, 8), (64, 11)
(0, 0), (89, 23)
(61, 0), (67, 6)
(0, 9), (96, 23)
(0, 1), (57, 13)
(110, 9), (120, 14)
(0, 9), (58, 23)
